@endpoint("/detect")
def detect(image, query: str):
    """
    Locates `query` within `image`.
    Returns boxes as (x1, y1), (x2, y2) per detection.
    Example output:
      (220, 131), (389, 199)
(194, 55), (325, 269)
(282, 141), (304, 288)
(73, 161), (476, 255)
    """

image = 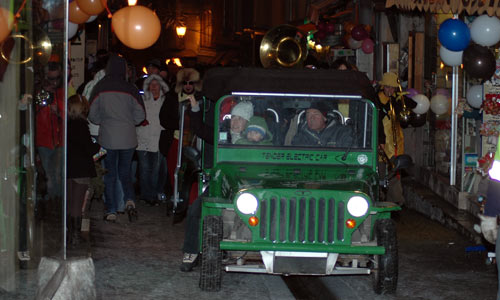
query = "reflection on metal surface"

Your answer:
(0, 26), (52, 65)
(33, 26), (52, 65)
(260, 25), (308, 68)
(1, 34), (33, 64)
